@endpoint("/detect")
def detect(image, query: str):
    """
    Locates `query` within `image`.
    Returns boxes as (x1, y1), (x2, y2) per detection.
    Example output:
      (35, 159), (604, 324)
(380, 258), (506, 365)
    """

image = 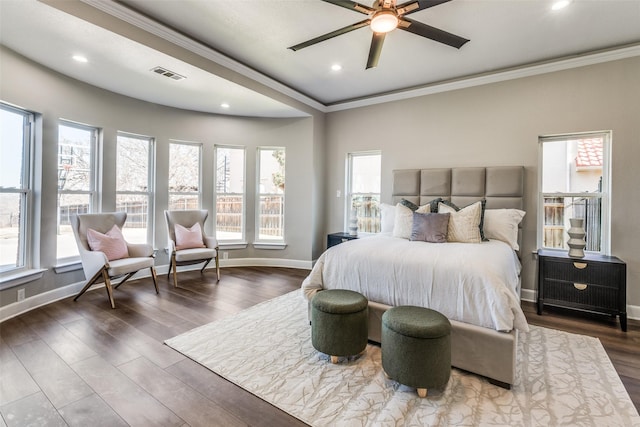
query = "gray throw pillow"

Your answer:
(410, 212), (450, 243)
